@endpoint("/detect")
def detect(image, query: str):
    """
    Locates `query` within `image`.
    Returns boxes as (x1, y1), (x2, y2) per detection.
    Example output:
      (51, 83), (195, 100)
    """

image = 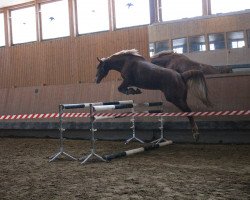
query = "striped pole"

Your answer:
(62, 100), (134, 110)
(93, 104), (133, 111)
(103, 140), (173, 161)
